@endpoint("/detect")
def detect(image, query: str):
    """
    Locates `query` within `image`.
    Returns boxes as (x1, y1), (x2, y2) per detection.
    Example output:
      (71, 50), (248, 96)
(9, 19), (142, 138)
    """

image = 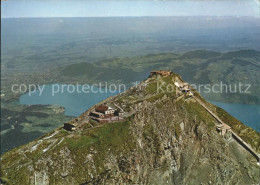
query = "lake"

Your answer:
(209, 101), (260, 132)
(20, 84), (260, 132)
(20, 84), (119, 117)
